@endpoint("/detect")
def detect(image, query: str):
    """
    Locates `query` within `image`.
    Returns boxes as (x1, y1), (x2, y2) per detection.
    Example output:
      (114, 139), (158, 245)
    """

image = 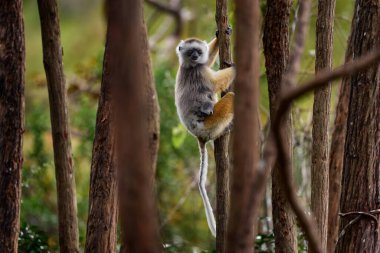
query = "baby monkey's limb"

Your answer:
(204, 92), (234, 139)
